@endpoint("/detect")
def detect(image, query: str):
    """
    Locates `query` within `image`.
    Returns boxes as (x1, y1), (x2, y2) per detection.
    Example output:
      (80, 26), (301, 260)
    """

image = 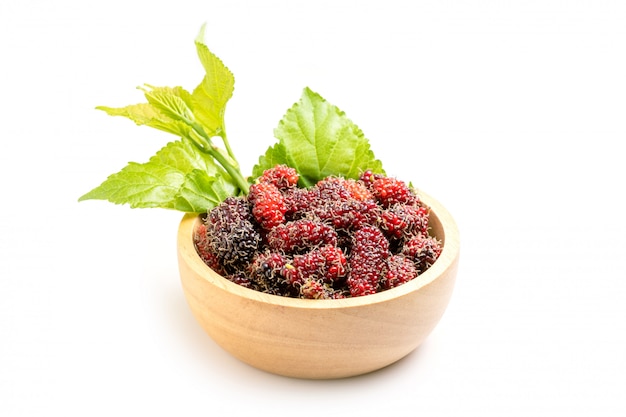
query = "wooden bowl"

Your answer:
(176, 190), (460, 379)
